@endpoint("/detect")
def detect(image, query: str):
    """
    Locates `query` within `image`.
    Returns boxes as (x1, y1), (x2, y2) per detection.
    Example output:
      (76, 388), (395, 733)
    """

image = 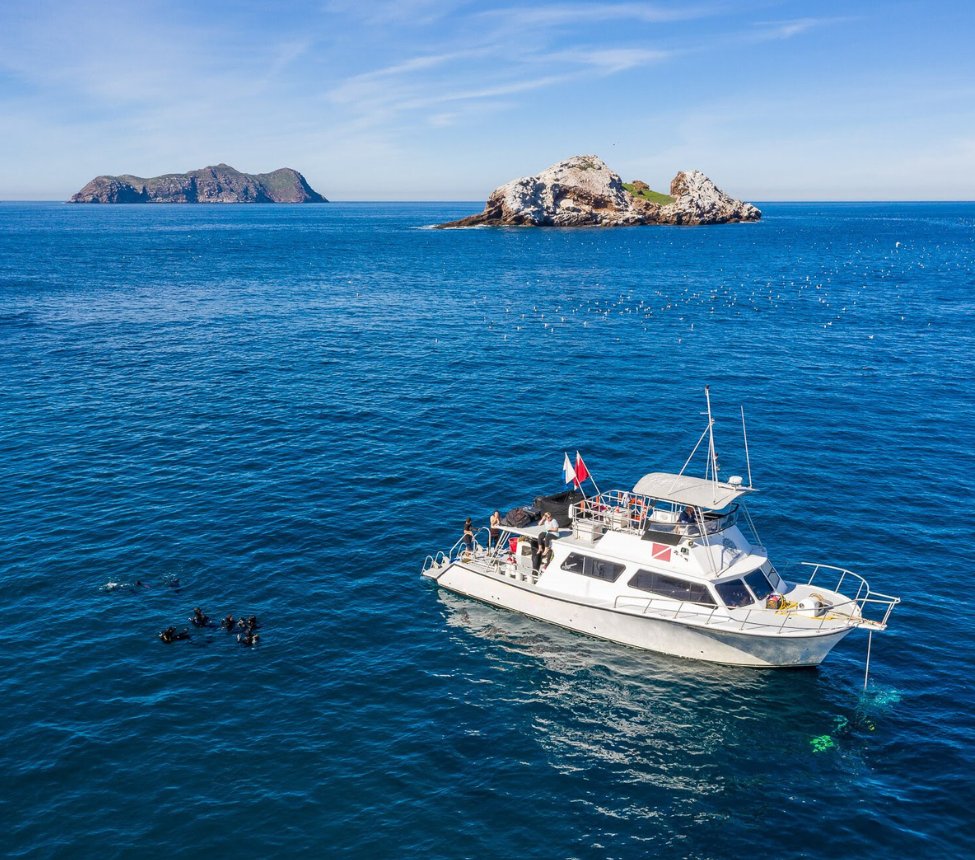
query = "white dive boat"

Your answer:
(422, 394), (899, 668)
